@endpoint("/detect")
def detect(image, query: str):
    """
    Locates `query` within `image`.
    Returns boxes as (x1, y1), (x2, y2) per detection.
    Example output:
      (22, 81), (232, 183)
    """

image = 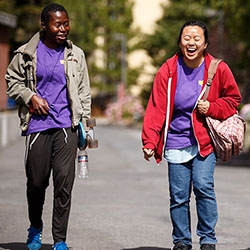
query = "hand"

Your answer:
(197, 100), (210, 115)
(143, 148), (155, 161)
(30, 95), (49, 115)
